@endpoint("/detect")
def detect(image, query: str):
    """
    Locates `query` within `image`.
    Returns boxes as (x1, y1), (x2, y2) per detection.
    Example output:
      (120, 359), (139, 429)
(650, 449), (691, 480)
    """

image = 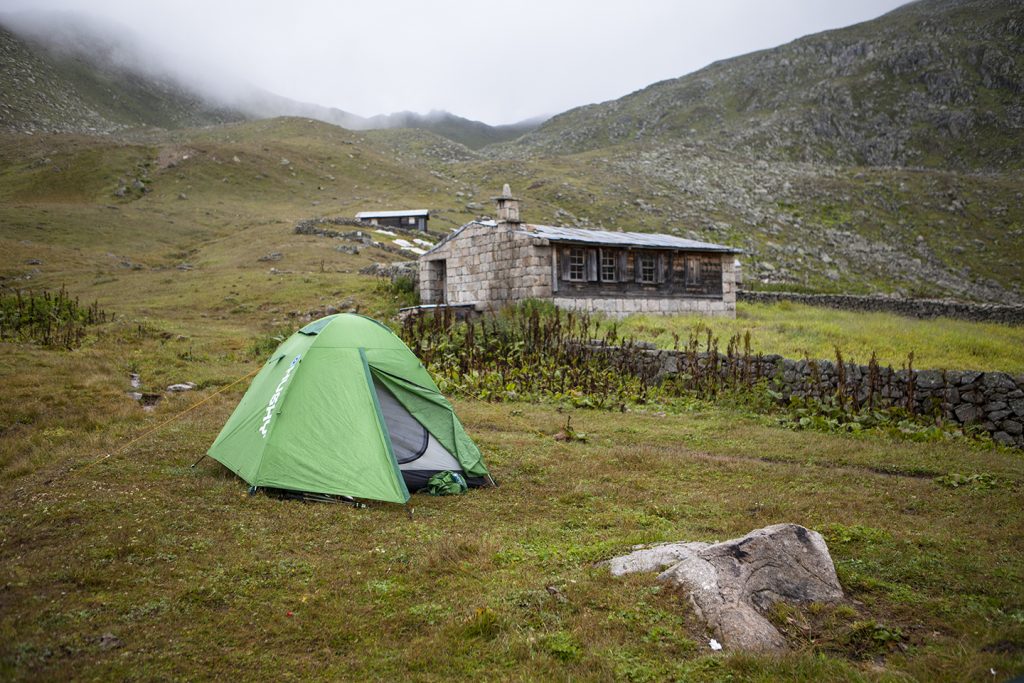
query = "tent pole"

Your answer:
(190, 454), (207, 469)
(486, 474), (499, 488)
